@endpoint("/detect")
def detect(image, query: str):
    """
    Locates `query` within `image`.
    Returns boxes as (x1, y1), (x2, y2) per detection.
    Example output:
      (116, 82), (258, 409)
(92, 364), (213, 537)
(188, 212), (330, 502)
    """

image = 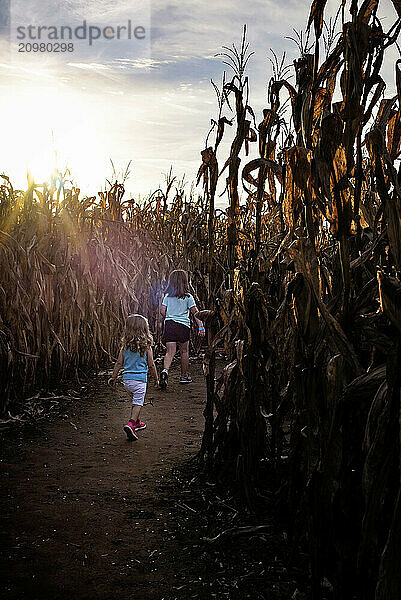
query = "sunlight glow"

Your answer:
(0, 79), (106, 192)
